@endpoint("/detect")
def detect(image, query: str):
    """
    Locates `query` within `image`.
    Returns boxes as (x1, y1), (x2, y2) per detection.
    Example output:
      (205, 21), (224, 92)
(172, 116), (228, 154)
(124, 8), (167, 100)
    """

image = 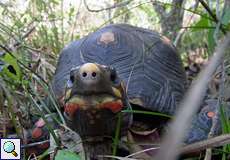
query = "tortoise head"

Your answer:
(63, 63), (130, 139)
